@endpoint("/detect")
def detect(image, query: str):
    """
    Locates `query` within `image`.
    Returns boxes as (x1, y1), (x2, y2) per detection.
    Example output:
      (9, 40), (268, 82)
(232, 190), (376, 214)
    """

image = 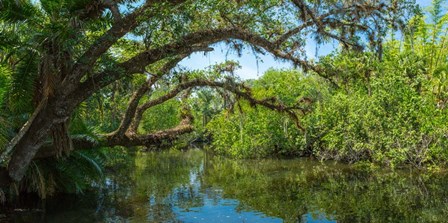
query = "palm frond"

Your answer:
(73, 150), (104, 178)
(51, 150), (105, 193)
(0, 116), (11, 154)
(0, 27), (20, 52)
(17, 148), (107, 197)
(0, 65), (12, 152)
(0, 65), (10, 104)
(0, 0), (39, 23)
(6, 51), (39, 114)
